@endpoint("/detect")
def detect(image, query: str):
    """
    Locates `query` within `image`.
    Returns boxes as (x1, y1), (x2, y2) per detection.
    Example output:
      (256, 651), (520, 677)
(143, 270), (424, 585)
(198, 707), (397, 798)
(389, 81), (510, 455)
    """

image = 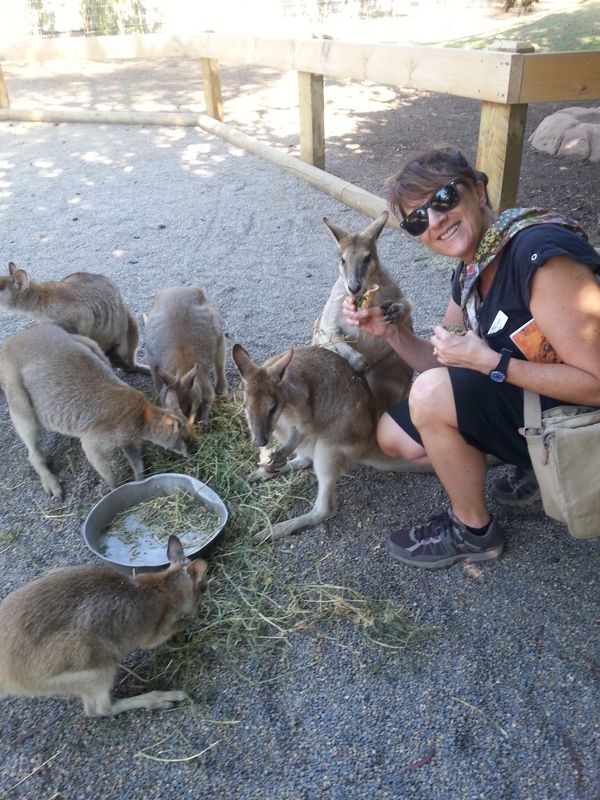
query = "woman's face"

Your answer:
(404, 179), (491, 262)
